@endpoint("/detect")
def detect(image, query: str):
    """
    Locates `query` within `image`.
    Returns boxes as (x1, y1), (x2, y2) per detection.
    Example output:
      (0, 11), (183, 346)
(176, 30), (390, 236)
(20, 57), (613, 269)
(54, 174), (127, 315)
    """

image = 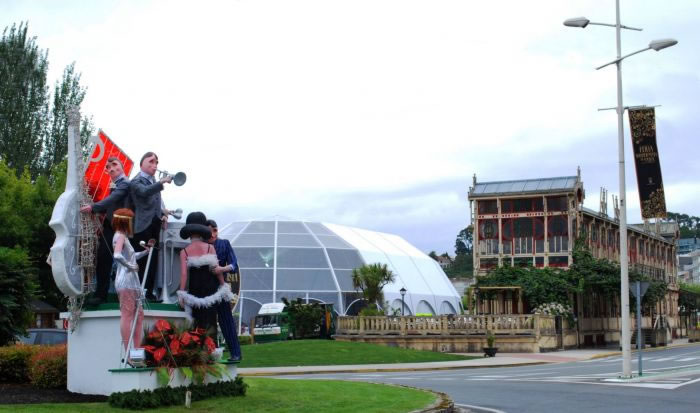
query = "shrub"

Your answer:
(238, 335), (252, 346)
(359, 307), (385, 317)
(108, 376), (247, 410)
(0, 344), (40, 383)
(28, 344), (67, 388)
